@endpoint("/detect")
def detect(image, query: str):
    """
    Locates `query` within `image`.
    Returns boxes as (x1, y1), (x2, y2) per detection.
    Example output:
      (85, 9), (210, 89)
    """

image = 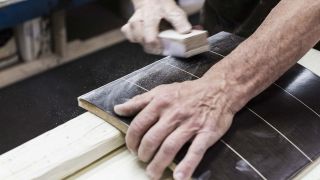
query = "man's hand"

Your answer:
(121, 0), (192, 54)
(114, 78), (239, 180)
